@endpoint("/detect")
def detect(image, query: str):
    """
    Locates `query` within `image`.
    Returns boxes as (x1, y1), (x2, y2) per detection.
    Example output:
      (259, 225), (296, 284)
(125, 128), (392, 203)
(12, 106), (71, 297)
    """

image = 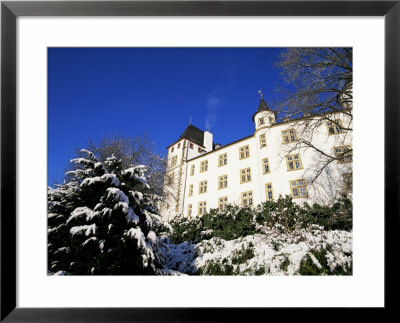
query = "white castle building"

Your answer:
(161, 92), (352, 220)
